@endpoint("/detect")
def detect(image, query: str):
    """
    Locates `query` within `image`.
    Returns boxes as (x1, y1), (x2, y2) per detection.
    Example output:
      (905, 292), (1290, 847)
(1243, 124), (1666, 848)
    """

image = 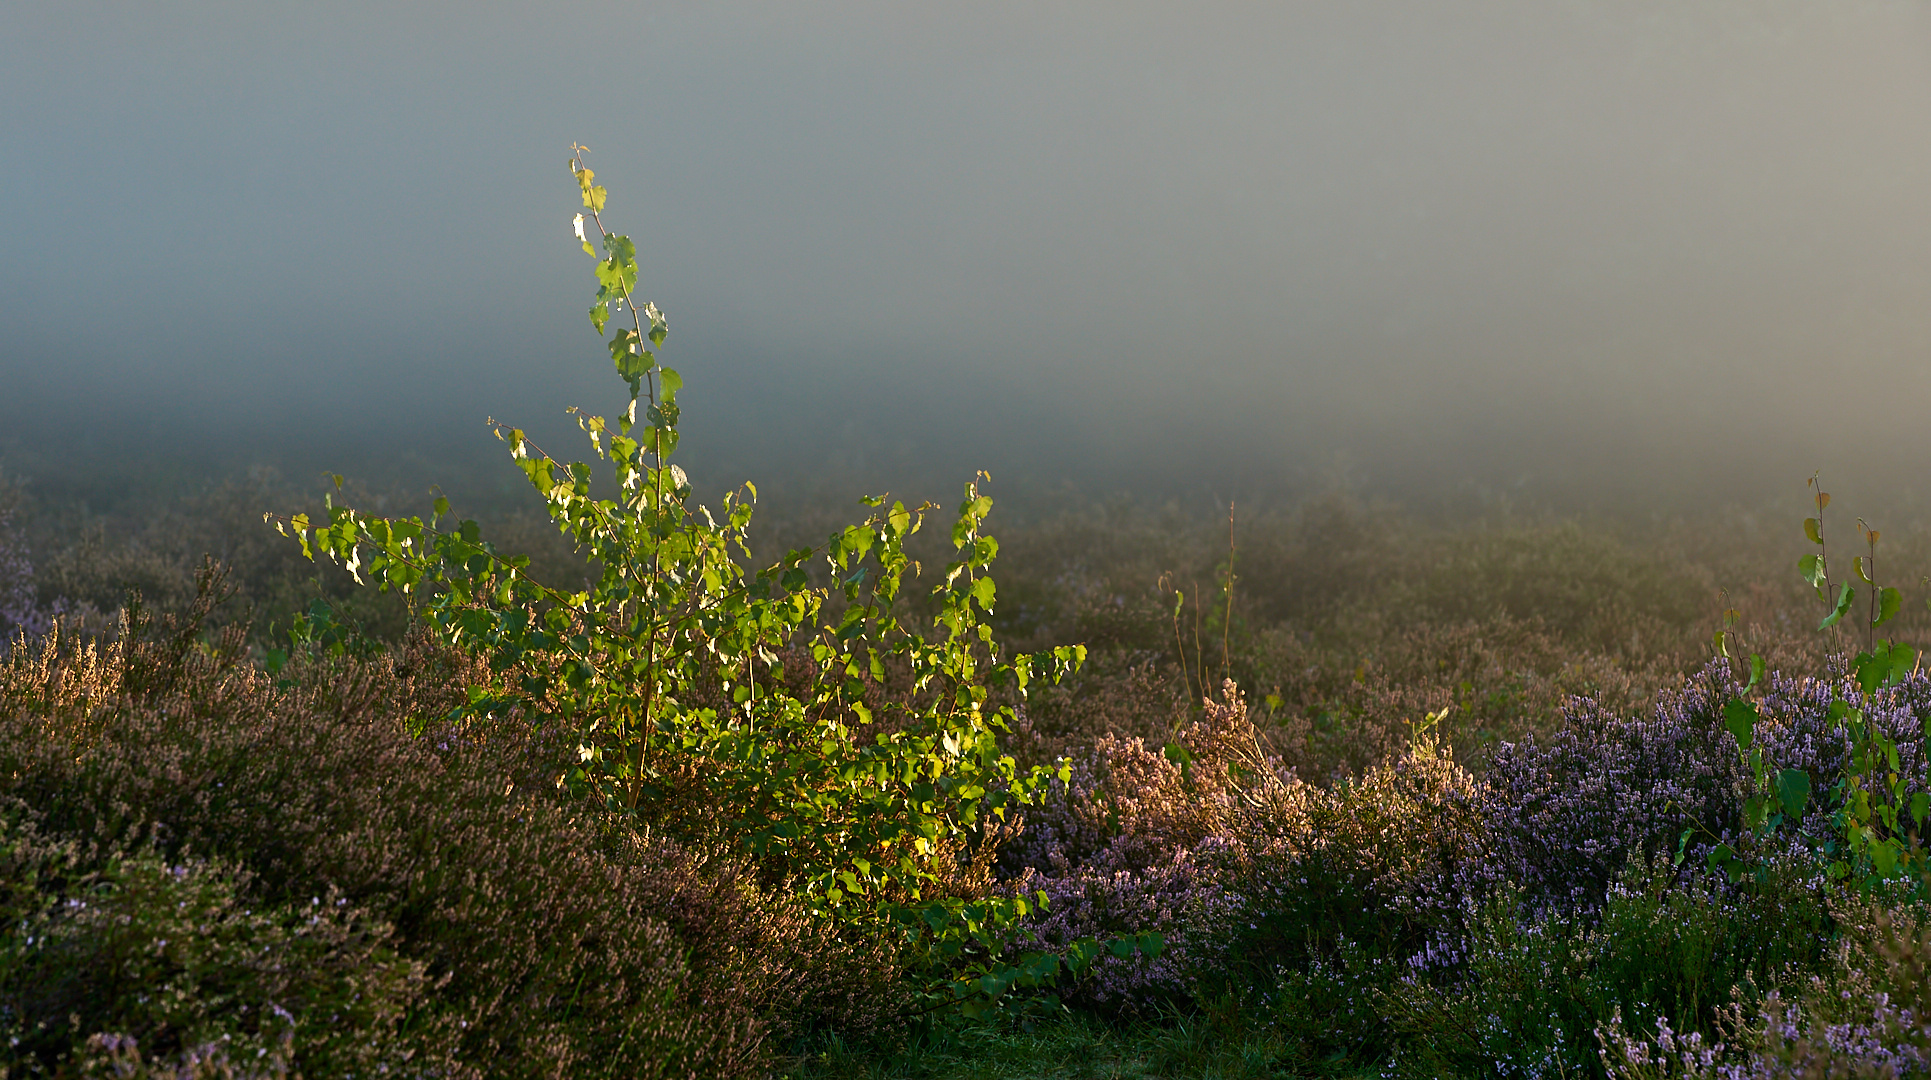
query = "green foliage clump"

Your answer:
(273, 150), (1086, 1007)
